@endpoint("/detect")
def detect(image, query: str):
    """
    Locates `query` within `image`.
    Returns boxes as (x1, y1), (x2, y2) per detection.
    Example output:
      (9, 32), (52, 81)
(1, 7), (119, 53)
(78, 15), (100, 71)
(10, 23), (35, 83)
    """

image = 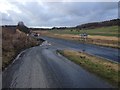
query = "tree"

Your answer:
(17, 21), (30, 34)
(18, 21), (24, 26)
